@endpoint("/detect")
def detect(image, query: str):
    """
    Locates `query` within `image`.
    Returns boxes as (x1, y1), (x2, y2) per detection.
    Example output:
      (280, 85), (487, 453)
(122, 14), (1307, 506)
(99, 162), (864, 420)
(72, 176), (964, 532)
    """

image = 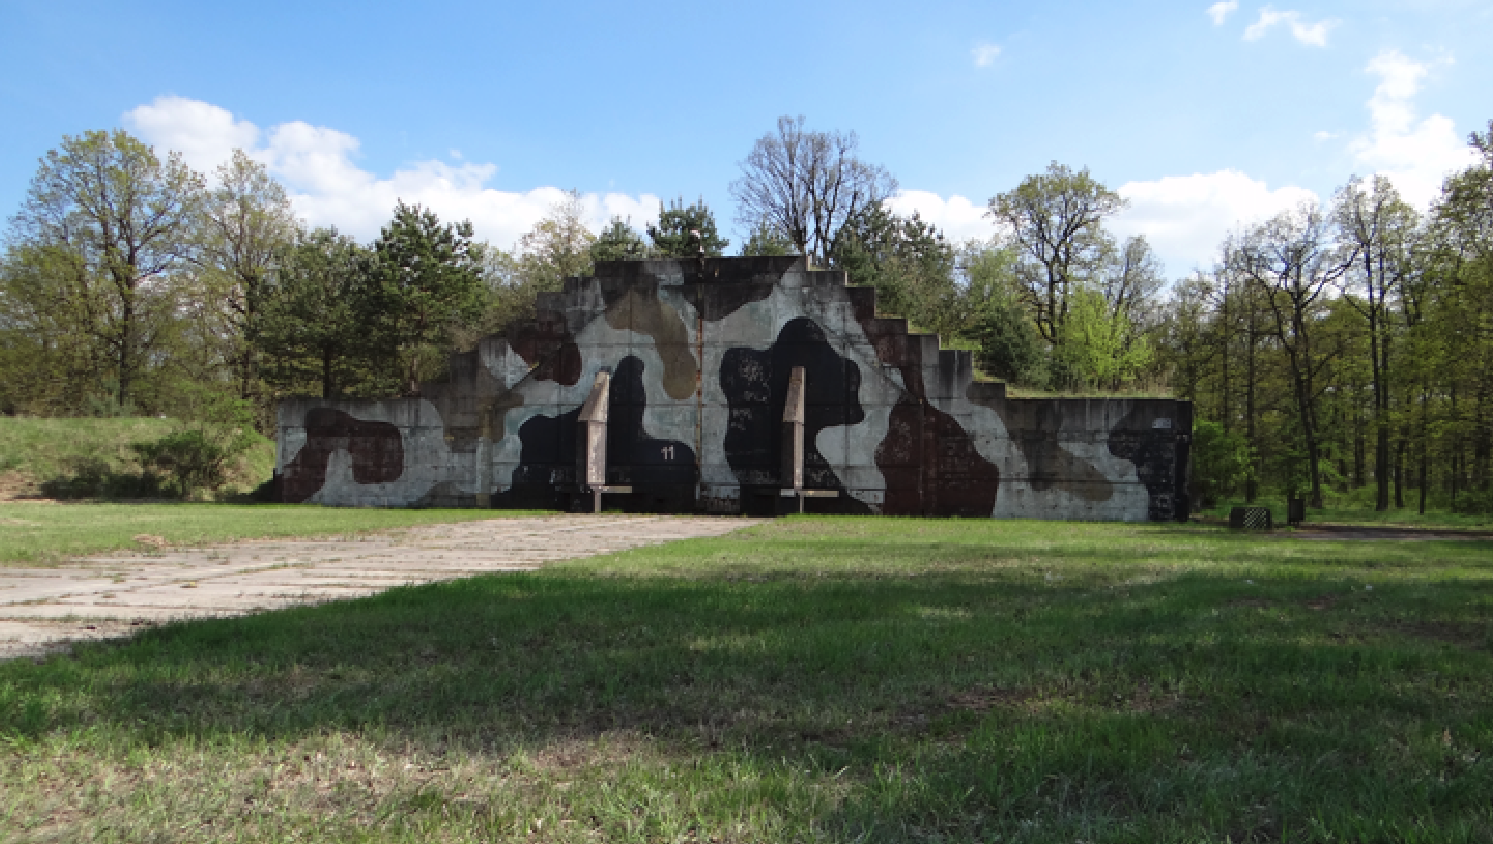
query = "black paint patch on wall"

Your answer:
(495, 355), (696, 509)
(720, 317), (869, 512)
(282, 409), (404, 503)
(1108, 401), (1188, 521)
